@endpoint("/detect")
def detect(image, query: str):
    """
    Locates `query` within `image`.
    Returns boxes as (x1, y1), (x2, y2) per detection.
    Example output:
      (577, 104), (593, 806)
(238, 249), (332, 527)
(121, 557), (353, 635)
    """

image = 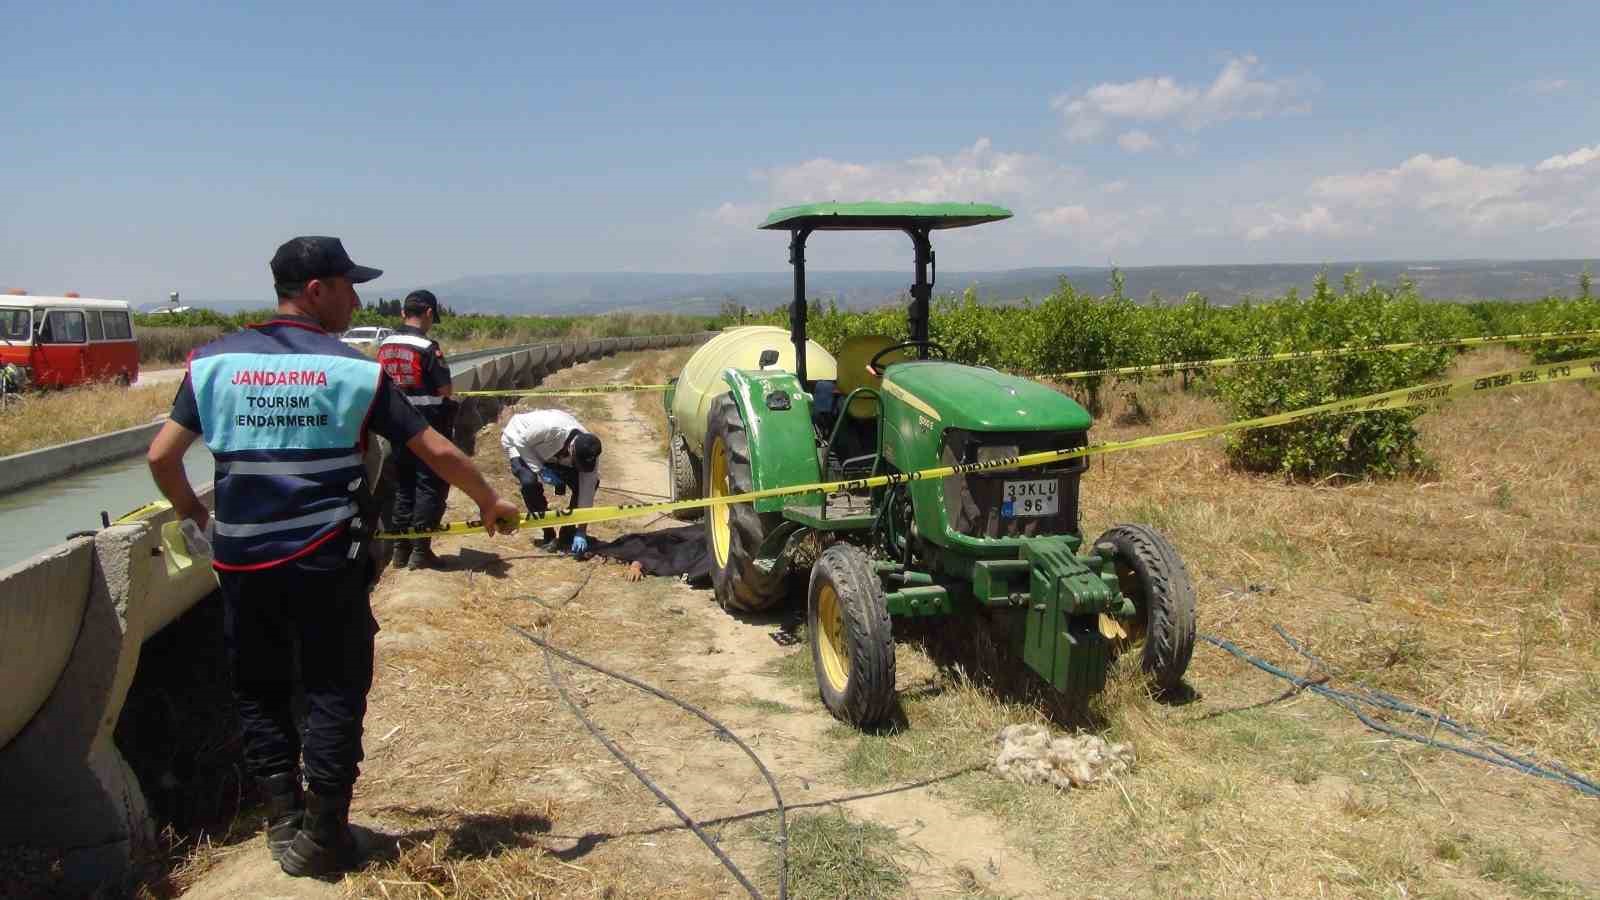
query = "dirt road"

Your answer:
(175, 346), (1600, 899)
